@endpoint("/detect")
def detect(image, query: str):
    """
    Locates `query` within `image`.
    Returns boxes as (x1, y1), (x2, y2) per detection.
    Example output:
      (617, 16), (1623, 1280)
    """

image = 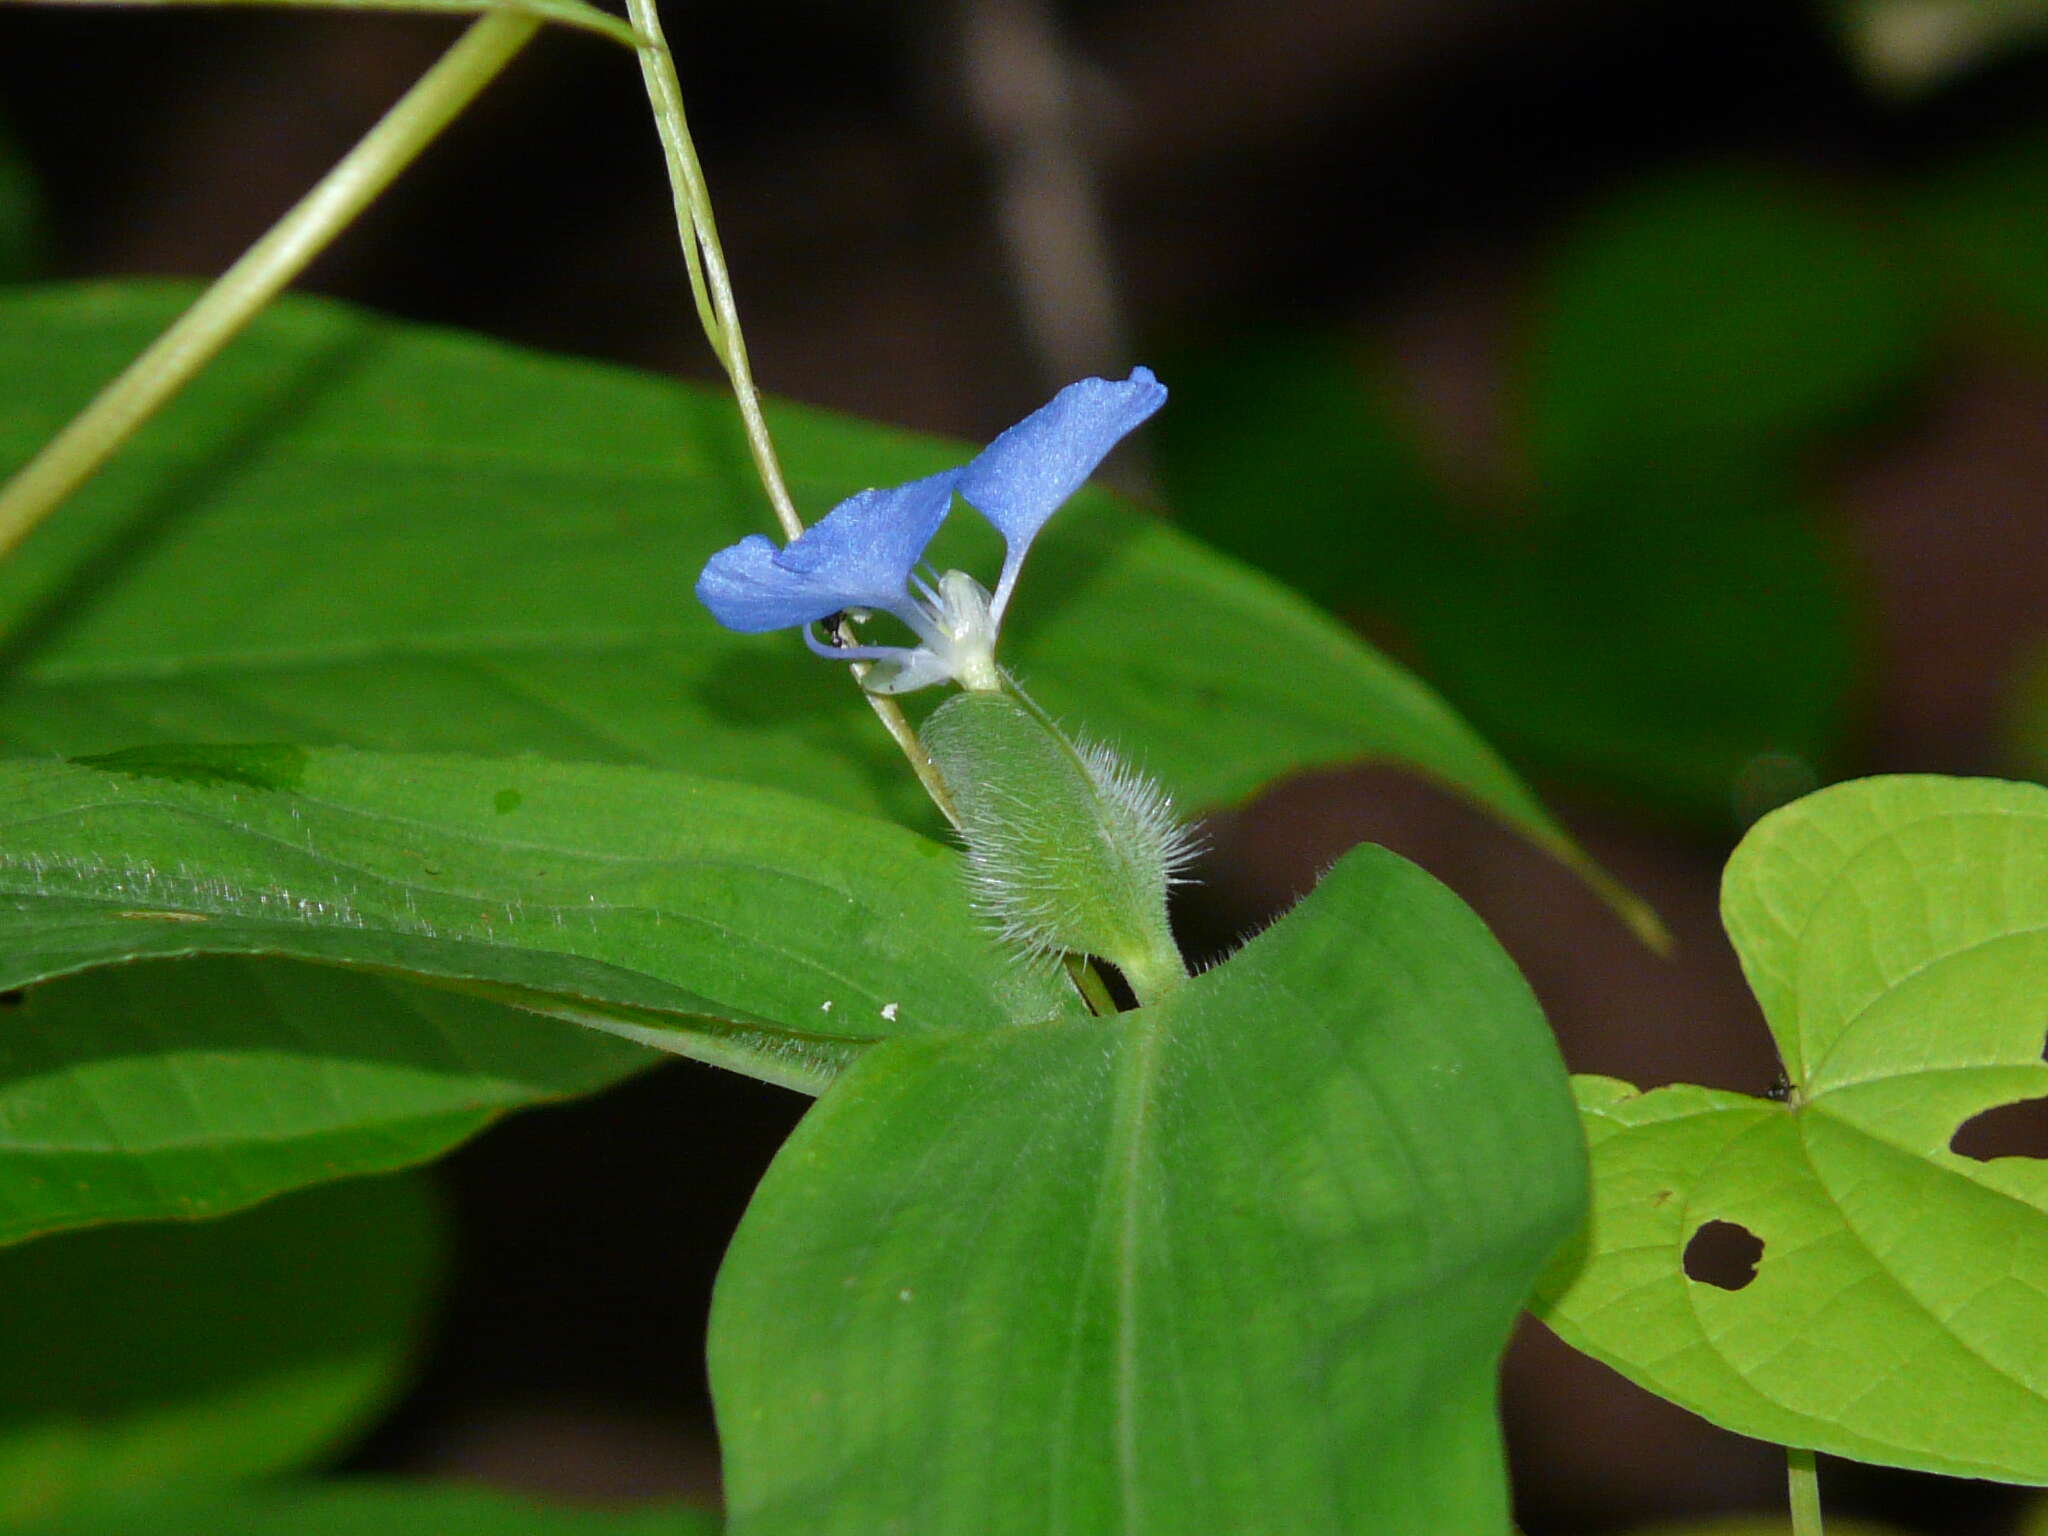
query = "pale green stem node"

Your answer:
(920, 691), (1194, 1007)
